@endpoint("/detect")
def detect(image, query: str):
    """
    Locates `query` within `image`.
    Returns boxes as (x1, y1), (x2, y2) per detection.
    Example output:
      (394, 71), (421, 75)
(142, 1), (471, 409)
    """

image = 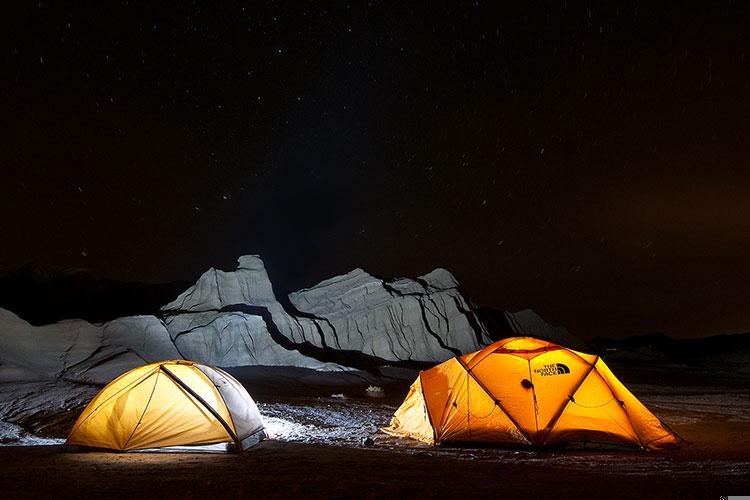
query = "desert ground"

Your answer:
(1, 361), (748, 499)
